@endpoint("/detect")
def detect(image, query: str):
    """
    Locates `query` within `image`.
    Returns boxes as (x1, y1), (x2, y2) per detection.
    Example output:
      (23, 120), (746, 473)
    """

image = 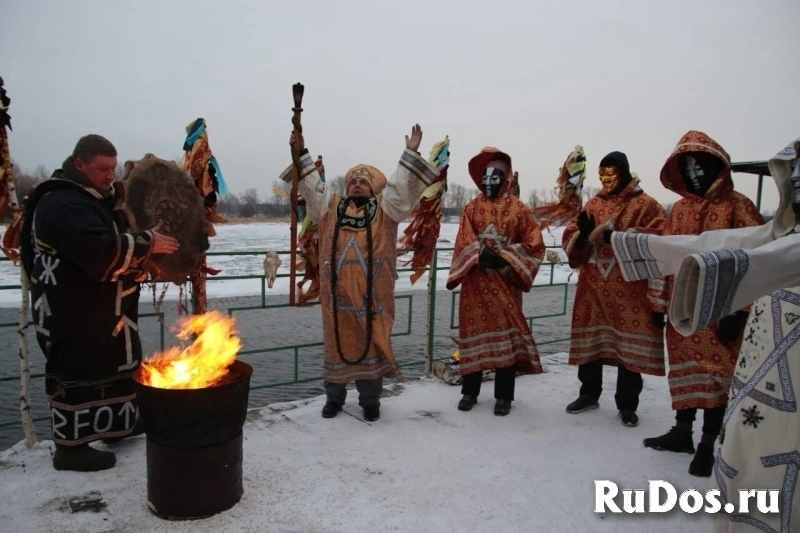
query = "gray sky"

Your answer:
(2, 0), (798, 211)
